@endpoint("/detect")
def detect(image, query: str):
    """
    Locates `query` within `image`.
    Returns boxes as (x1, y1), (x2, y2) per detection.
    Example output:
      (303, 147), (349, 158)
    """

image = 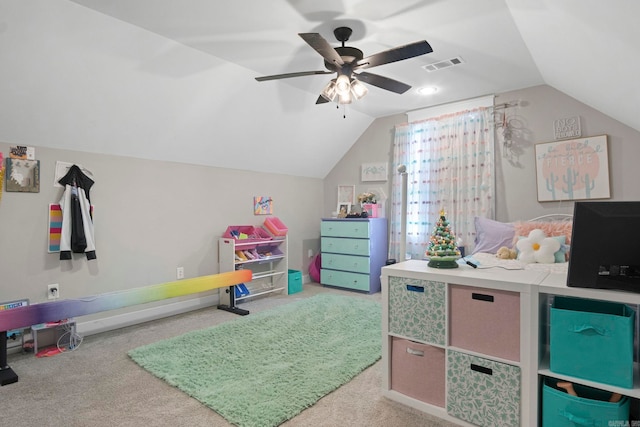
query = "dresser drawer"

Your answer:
(321, 237), (370, 256)
(321, 253), (369, 274)
(449, 285), (520, 361)
(321, 220), (370, 238)
(388, 276), (445, 346)
(447, 351), (520, 427)
(321, 269), (370, 292)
